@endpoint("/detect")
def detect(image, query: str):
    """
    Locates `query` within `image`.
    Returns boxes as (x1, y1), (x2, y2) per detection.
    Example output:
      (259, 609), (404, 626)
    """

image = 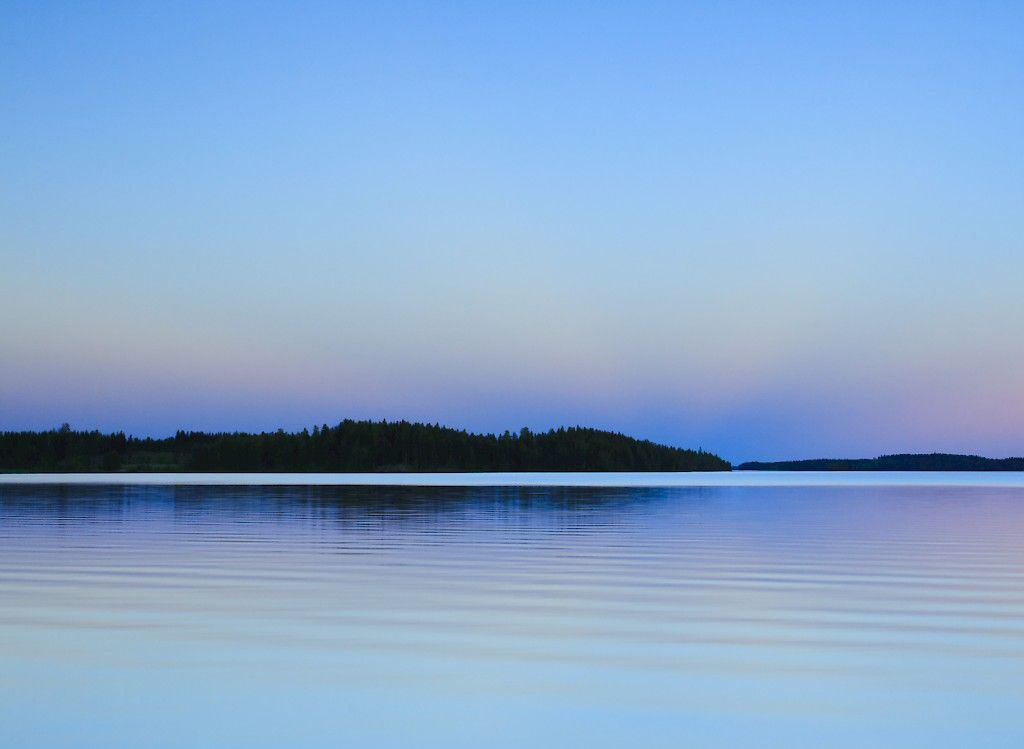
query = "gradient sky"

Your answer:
(2, 1), (1022, 462)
